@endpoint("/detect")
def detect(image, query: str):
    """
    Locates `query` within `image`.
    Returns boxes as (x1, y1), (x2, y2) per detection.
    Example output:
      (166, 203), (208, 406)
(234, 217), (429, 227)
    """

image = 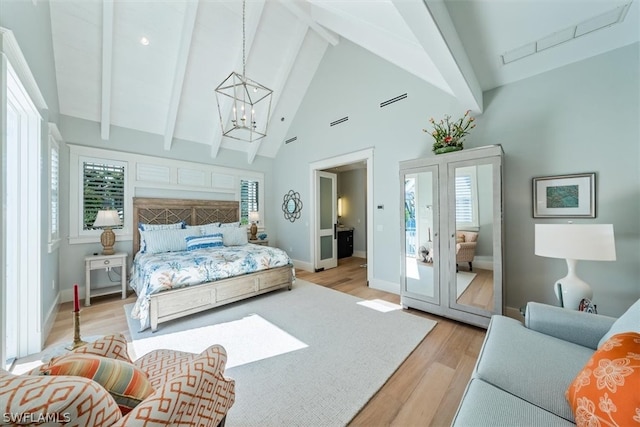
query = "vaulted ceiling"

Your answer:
(48, 0), (639, 164)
